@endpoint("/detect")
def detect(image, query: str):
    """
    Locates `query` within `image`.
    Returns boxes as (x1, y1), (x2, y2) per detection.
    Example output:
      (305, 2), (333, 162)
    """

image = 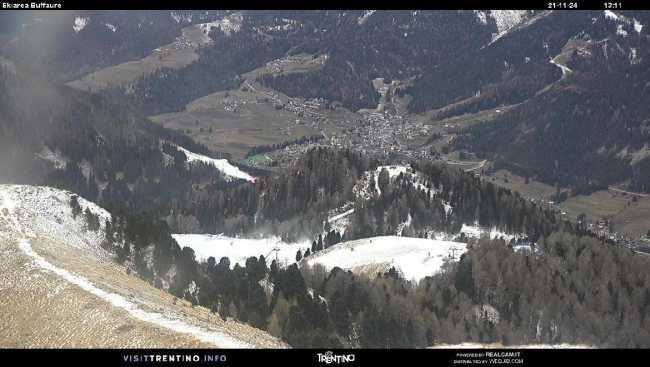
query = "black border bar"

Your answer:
(0, 348), (649, 367)
(2, 0), (650, 11)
